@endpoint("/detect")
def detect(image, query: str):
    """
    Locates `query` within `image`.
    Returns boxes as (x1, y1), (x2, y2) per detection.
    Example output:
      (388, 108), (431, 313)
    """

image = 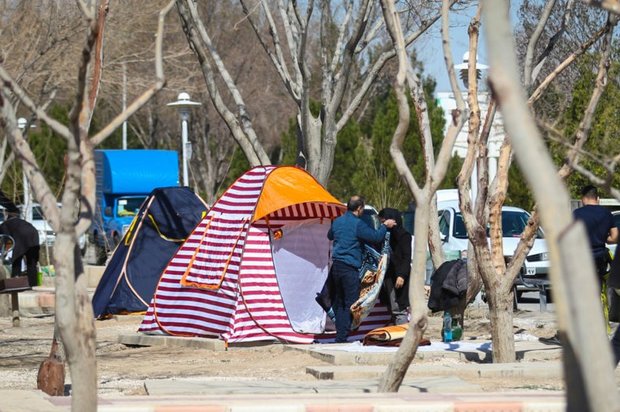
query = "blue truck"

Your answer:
(89, 149), (179, 262)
